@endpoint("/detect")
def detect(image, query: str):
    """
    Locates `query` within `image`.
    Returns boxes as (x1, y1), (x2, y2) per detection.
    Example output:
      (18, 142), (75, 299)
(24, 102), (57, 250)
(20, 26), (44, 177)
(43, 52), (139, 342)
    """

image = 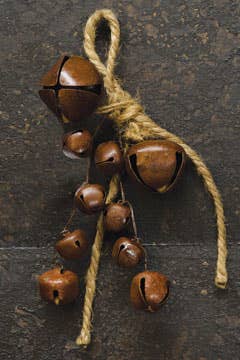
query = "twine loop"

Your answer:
(76, 9), (228, 346)
(84, 9), (119, 80)
(84, 10), (147, 135)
